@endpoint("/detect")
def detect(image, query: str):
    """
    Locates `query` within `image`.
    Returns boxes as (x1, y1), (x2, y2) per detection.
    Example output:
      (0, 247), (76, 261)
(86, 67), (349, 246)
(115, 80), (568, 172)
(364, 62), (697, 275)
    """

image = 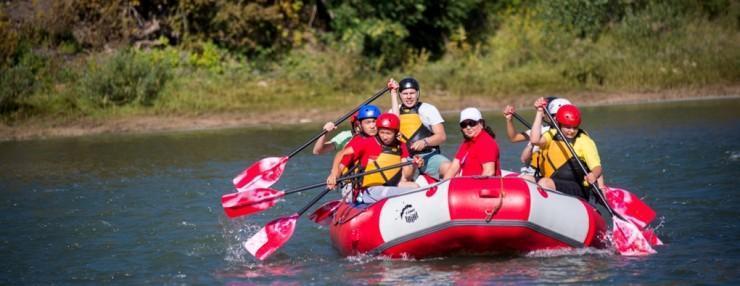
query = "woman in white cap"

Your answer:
(442, 107), (501, 179)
